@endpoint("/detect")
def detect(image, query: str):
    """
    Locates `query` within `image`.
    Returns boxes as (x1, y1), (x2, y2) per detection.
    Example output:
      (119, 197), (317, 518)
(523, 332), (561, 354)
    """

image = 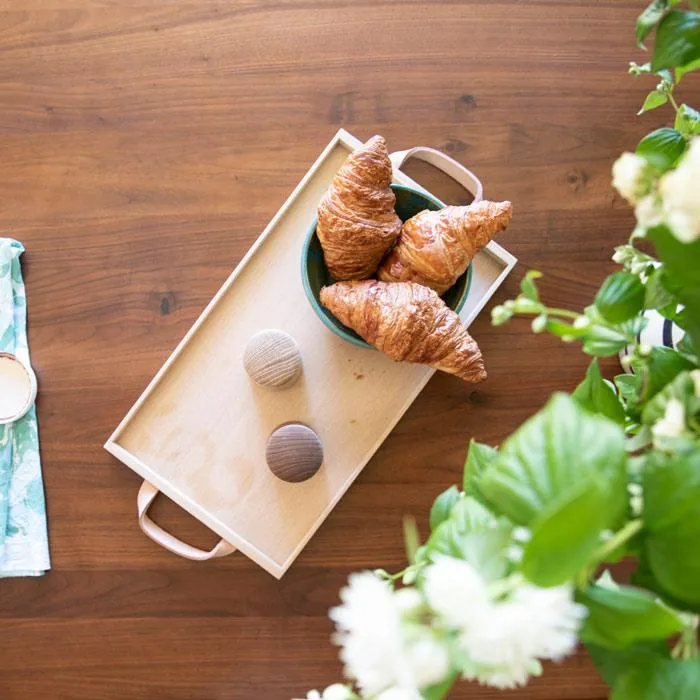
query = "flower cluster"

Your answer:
(424, 558), (586, 690)
(303, 557), (586, 700)
(612, 137), (700, 243)
(328, 572), (449, 699)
